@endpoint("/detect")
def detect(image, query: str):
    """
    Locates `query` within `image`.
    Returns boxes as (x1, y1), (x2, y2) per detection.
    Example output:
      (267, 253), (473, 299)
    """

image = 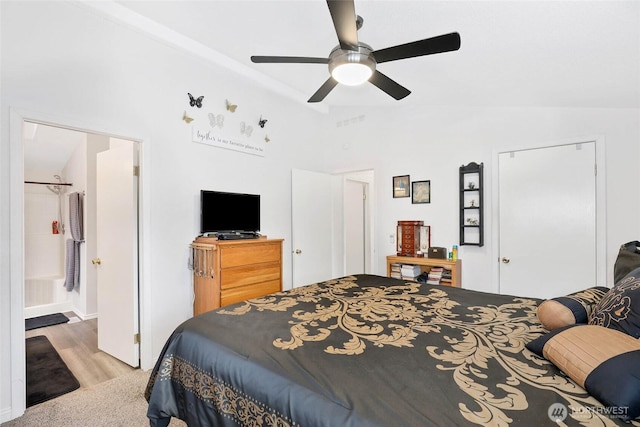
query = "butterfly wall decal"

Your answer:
(226, 99), (237, 113)
(240, 122), (253, 137)
(188, 93), (204, 108)
(182, 111), (194, 123)
(208, 113), (224, 129)
(258, 116), (268, 128)
(264, 135), (270, 143)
